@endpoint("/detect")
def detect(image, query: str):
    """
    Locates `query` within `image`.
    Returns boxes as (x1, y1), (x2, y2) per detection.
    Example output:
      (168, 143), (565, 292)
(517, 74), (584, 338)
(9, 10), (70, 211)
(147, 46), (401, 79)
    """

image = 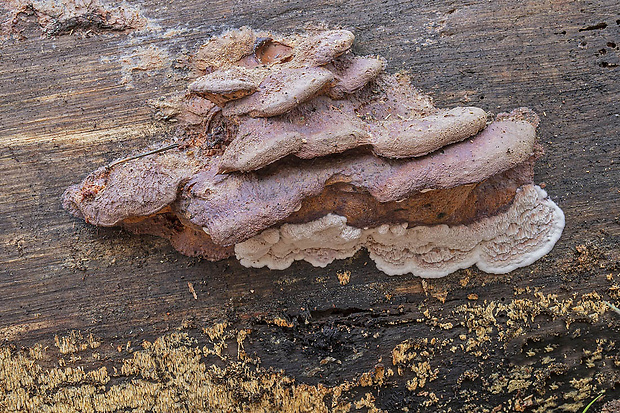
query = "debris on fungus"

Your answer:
(62, 27), (565, 277)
